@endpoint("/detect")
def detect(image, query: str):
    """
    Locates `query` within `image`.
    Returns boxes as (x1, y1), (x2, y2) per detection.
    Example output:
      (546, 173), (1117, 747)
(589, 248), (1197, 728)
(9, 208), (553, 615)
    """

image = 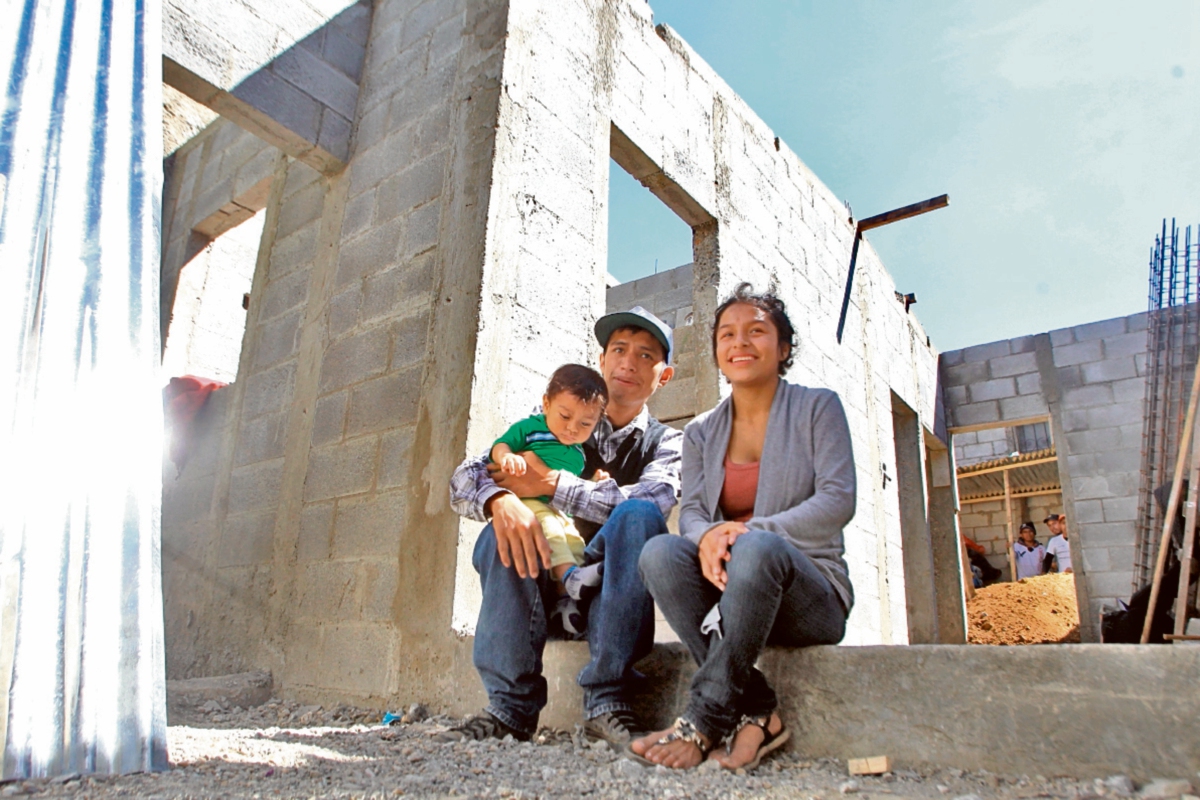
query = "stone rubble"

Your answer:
(3, 703), (1194, 799)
